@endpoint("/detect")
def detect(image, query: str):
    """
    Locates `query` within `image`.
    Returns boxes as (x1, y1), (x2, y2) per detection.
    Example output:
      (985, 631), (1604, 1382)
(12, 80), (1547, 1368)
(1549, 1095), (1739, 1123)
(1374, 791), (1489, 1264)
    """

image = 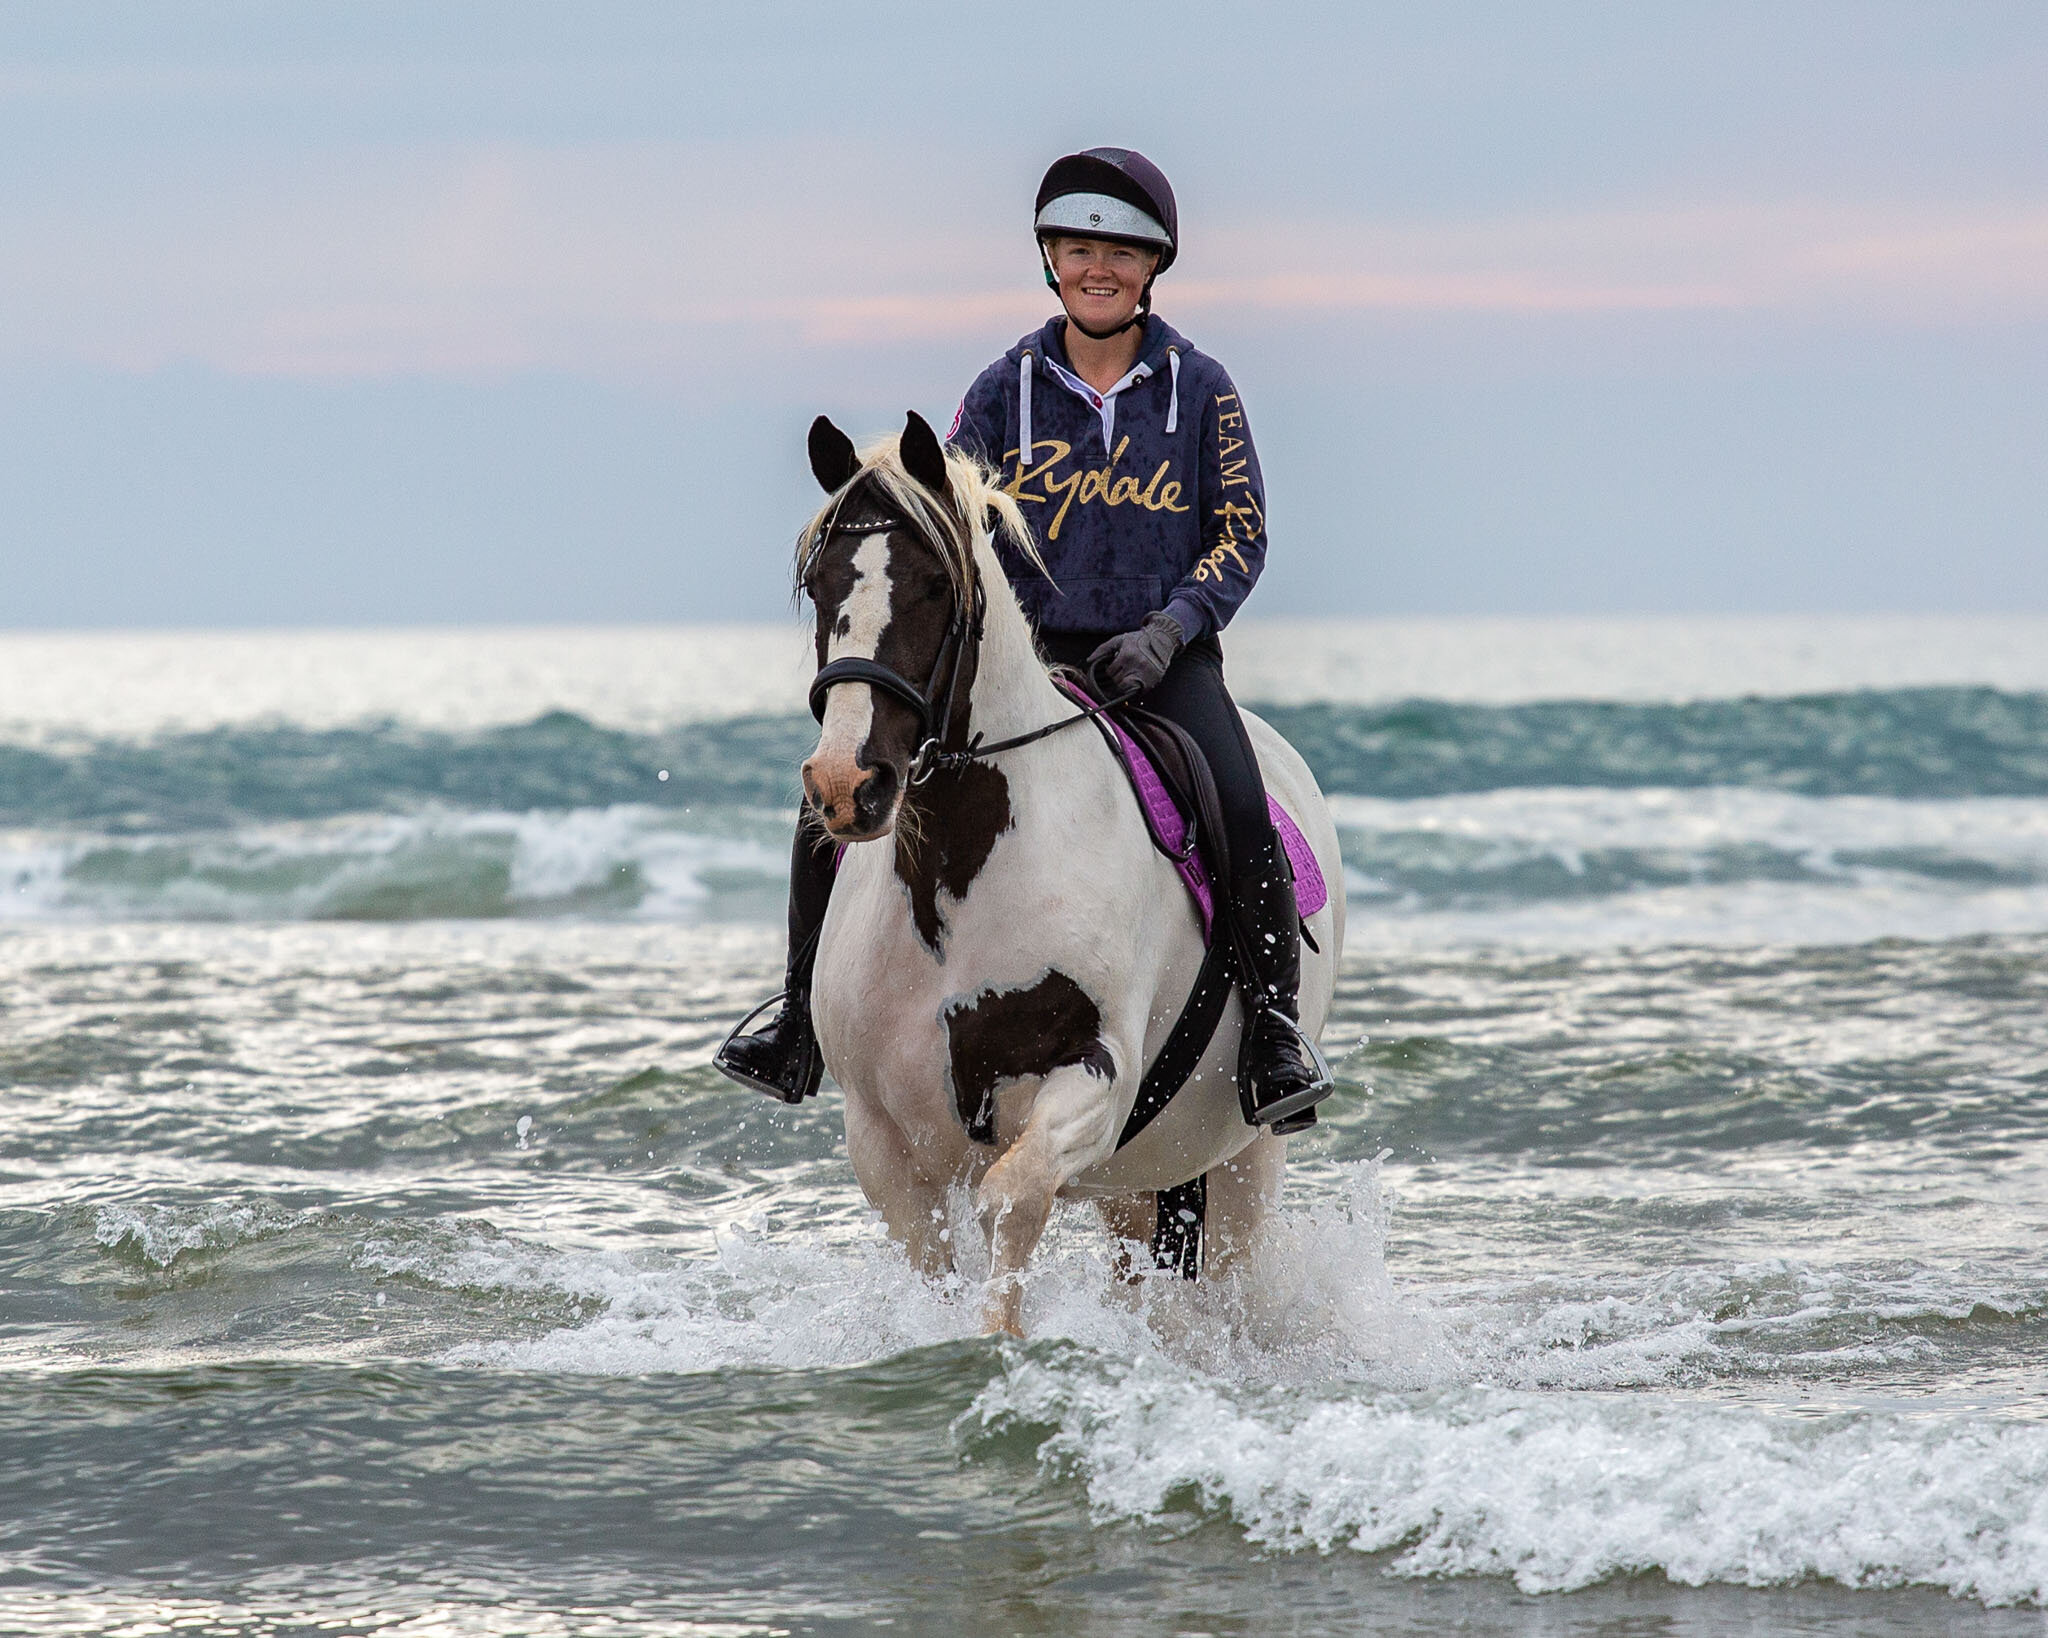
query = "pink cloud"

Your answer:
(3, 142), (2041, 380)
